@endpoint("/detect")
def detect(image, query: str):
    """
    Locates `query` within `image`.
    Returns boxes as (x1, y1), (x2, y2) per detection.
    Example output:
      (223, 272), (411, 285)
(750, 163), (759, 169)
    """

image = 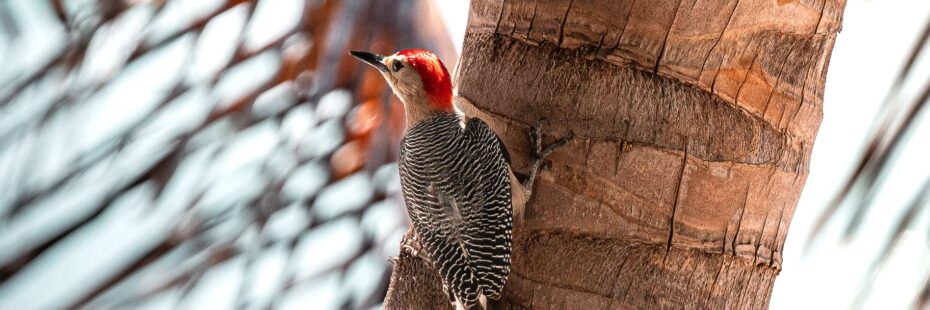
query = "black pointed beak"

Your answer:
(350, 51), (388, 73)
